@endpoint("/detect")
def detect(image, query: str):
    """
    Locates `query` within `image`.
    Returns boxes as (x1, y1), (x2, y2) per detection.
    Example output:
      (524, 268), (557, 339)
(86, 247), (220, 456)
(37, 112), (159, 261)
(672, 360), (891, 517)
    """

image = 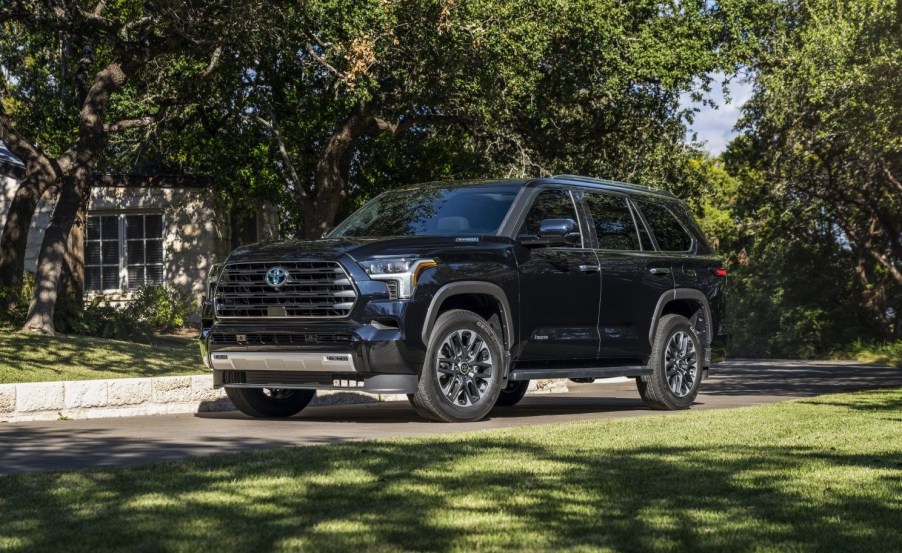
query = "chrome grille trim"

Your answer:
(214, 261), (357, 319)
